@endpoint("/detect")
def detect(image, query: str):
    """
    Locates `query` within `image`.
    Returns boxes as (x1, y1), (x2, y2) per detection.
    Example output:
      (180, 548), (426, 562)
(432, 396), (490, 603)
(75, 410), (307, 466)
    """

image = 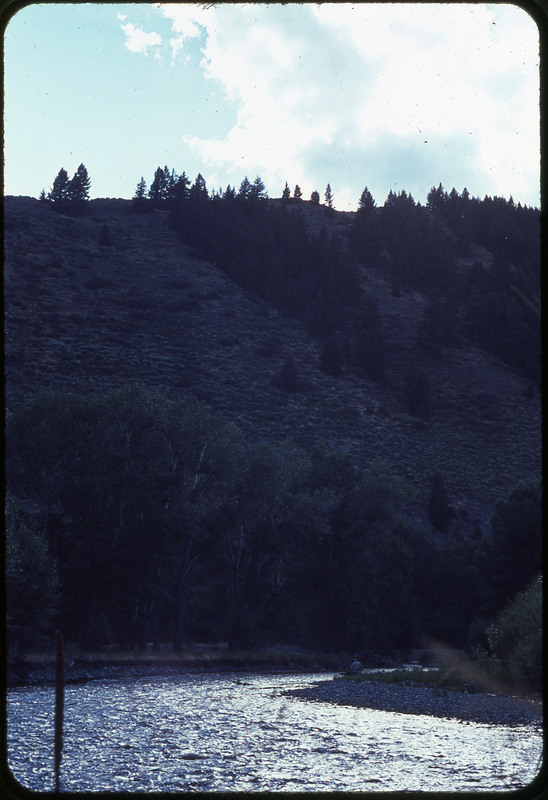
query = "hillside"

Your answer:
(4, 194), (541, 533)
